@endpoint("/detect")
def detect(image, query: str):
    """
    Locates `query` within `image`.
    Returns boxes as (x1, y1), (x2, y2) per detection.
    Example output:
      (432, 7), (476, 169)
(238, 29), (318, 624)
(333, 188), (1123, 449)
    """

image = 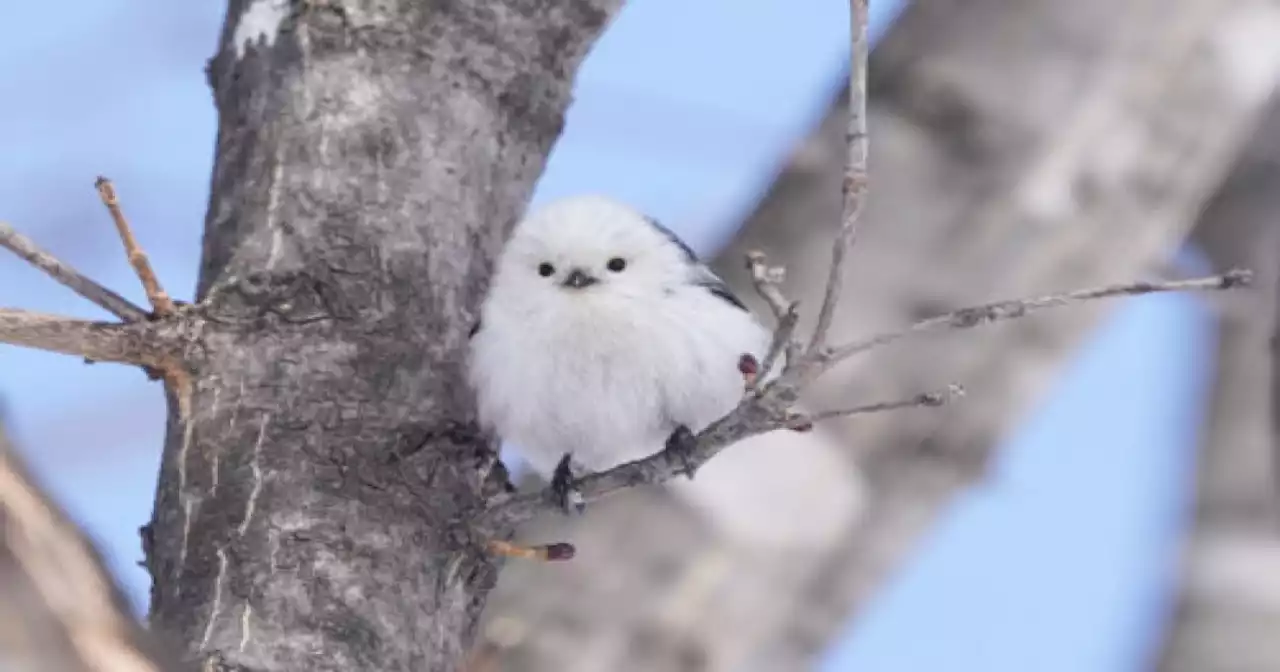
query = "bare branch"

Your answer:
(757, 304), (799, 387)
(746, 250), (801, 381)
(824, 269), (1254, 366)
(483, 382), (942, 529)
(0, 424), (172, 671)
(795, 383), (966, 426)
(0, 221), (148, 322)
(807, 0), (870, 353)
(0, 307), (177, 366)
(94, 177), (175, 317)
